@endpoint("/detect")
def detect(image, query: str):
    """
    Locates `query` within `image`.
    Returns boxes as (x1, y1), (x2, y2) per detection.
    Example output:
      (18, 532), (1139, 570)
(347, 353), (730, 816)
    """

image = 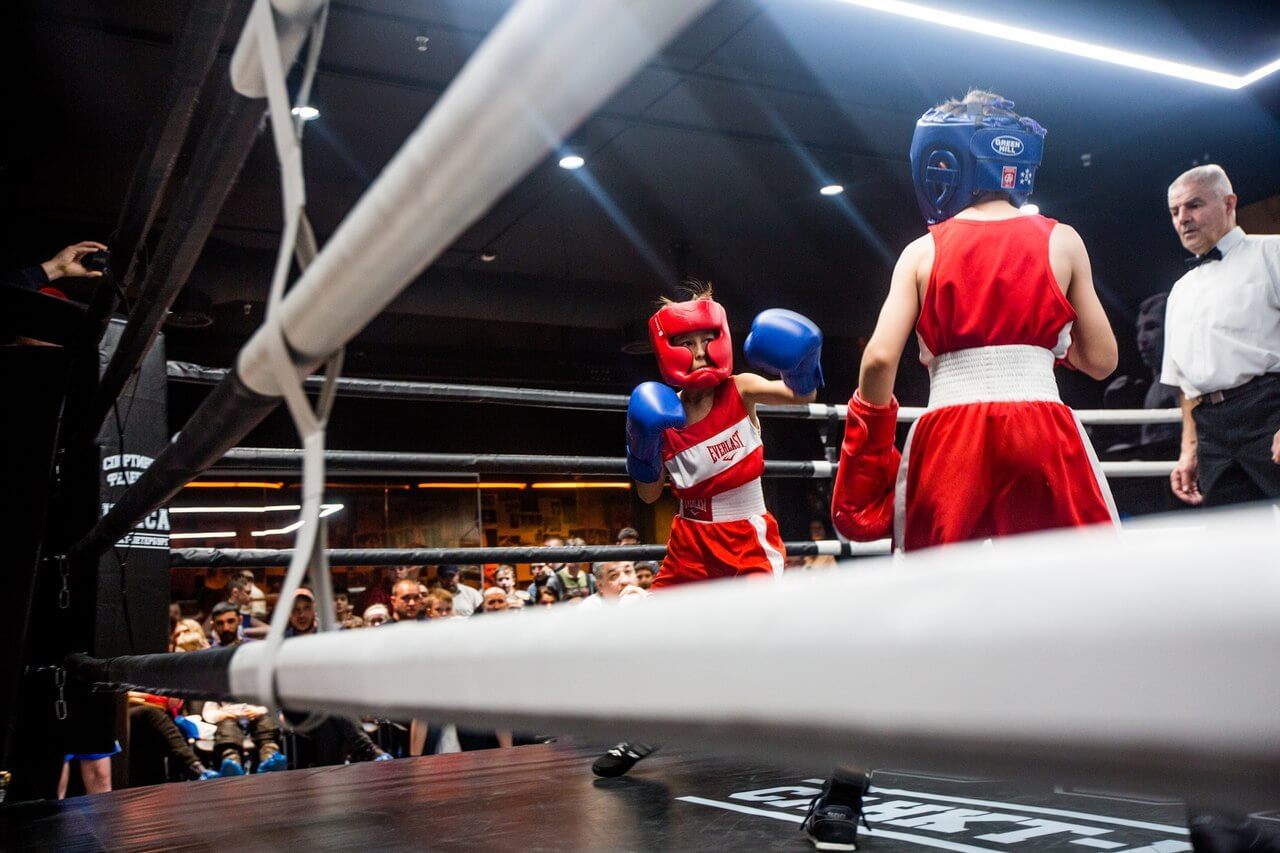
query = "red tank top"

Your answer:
(661, 380), (765, 500)
(915, 214), (1076, 364)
